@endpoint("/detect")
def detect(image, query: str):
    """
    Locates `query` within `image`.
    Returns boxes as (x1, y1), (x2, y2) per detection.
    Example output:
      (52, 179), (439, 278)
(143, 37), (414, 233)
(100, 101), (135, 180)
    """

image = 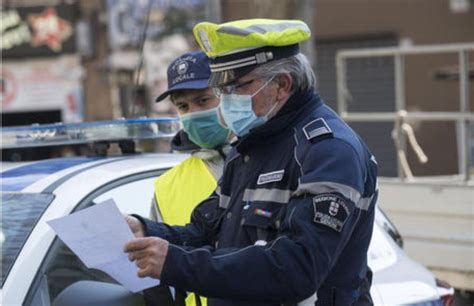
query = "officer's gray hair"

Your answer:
(250, 53), (316, 94)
